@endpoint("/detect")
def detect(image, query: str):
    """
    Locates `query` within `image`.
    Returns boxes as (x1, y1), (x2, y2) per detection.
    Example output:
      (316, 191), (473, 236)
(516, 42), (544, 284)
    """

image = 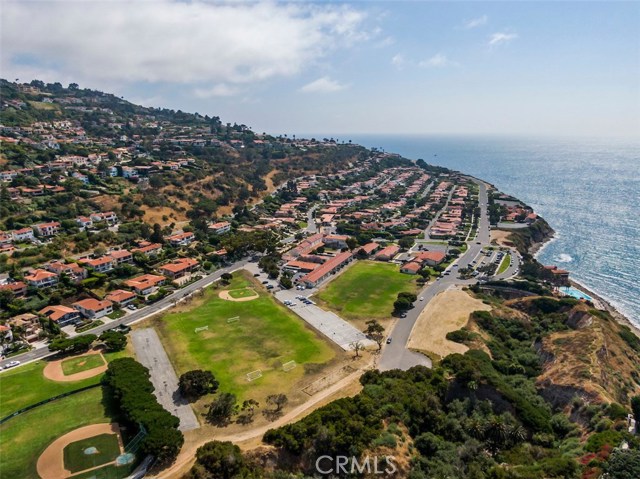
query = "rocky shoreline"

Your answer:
(528, 224), (640, 337)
